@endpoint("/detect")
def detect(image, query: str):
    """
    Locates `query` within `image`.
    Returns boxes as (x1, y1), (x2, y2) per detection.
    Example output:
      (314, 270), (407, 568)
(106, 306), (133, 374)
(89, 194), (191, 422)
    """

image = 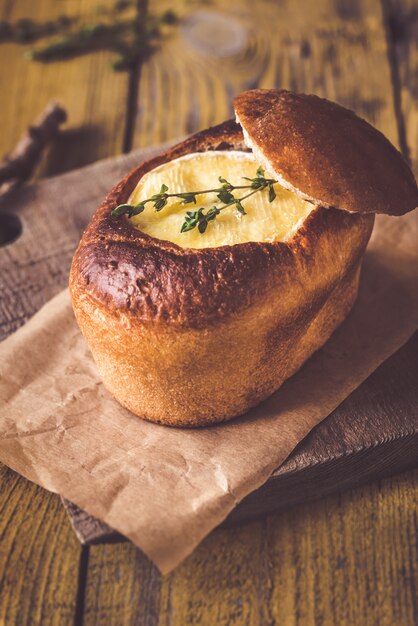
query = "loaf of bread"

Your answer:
(70, 90), (417, 426)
